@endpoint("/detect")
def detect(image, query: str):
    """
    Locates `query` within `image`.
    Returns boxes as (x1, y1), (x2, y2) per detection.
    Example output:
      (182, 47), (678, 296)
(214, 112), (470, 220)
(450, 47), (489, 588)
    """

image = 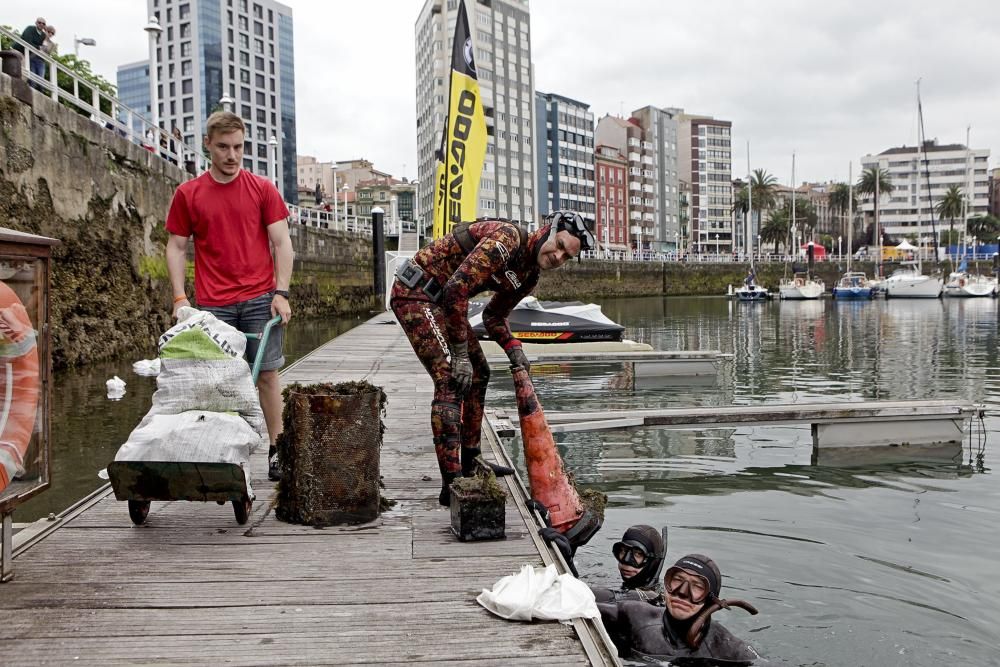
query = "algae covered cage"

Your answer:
(276, 381), (386, 526)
